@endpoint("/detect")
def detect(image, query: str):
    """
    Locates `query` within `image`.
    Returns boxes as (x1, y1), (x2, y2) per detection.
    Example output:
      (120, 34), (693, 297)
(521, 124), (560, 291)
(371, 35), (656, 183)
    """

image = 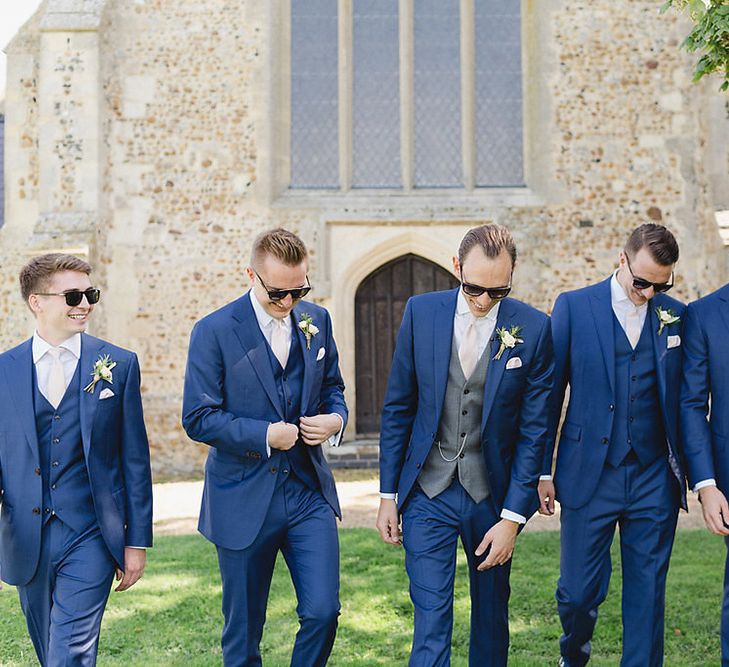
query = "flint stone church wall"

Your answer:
(2, 0), (727, 478)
